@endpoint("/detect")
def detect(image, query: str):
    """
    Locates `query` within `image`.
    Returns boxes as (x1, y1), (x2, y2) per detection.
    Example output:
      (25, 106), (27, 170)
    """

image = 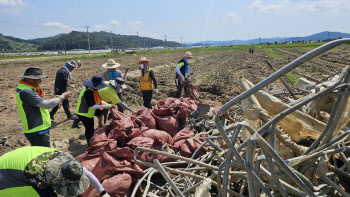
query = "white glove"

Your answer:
(104, 104), (112, 109)
(153, 89), (159, 94)
(181, 77), (185, 81)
